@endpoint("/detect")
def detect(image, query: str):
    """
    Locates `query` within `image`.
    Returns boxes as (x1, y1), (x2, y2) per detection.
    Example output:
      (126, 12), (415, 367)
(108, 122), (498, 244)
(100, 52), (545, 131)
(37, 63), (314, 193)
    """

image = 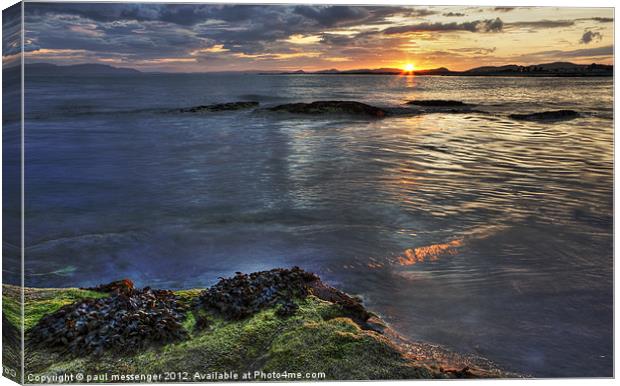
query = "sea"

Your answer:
(11, 73), (614, 377)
